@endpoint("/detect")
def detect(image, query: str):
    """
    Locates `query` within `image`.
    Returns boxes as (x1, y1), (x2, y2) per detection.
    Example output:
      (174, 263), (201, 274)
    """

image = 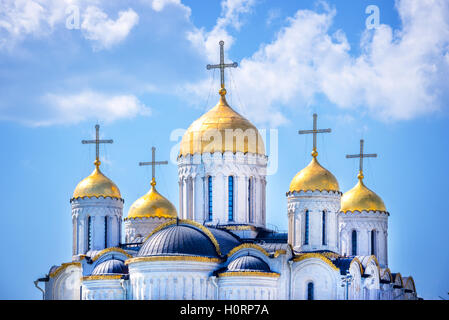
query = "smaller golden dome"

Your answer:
(341, 176), (386, 213)
(72, 161), (121, 200)
(289, 156), (339, 193)
(127, 179), (177, 219)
